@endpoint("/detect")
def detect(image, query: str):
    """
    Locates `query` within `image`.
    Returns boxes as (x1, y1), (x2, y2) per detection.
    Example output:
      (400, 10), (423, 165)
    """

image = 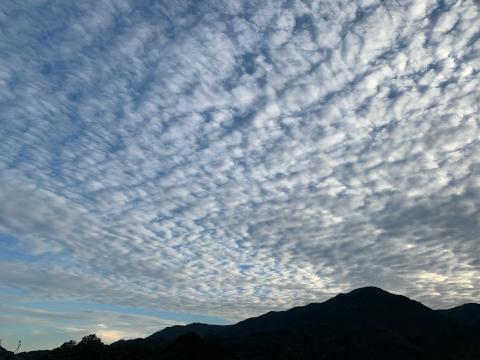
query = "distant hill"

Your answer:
(19, 287), (480, 359)
(147, 287), (460, 341)
(15, 351), (50, 360)
(439, 303), (480, 325)
(0, 346), (14, 360)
